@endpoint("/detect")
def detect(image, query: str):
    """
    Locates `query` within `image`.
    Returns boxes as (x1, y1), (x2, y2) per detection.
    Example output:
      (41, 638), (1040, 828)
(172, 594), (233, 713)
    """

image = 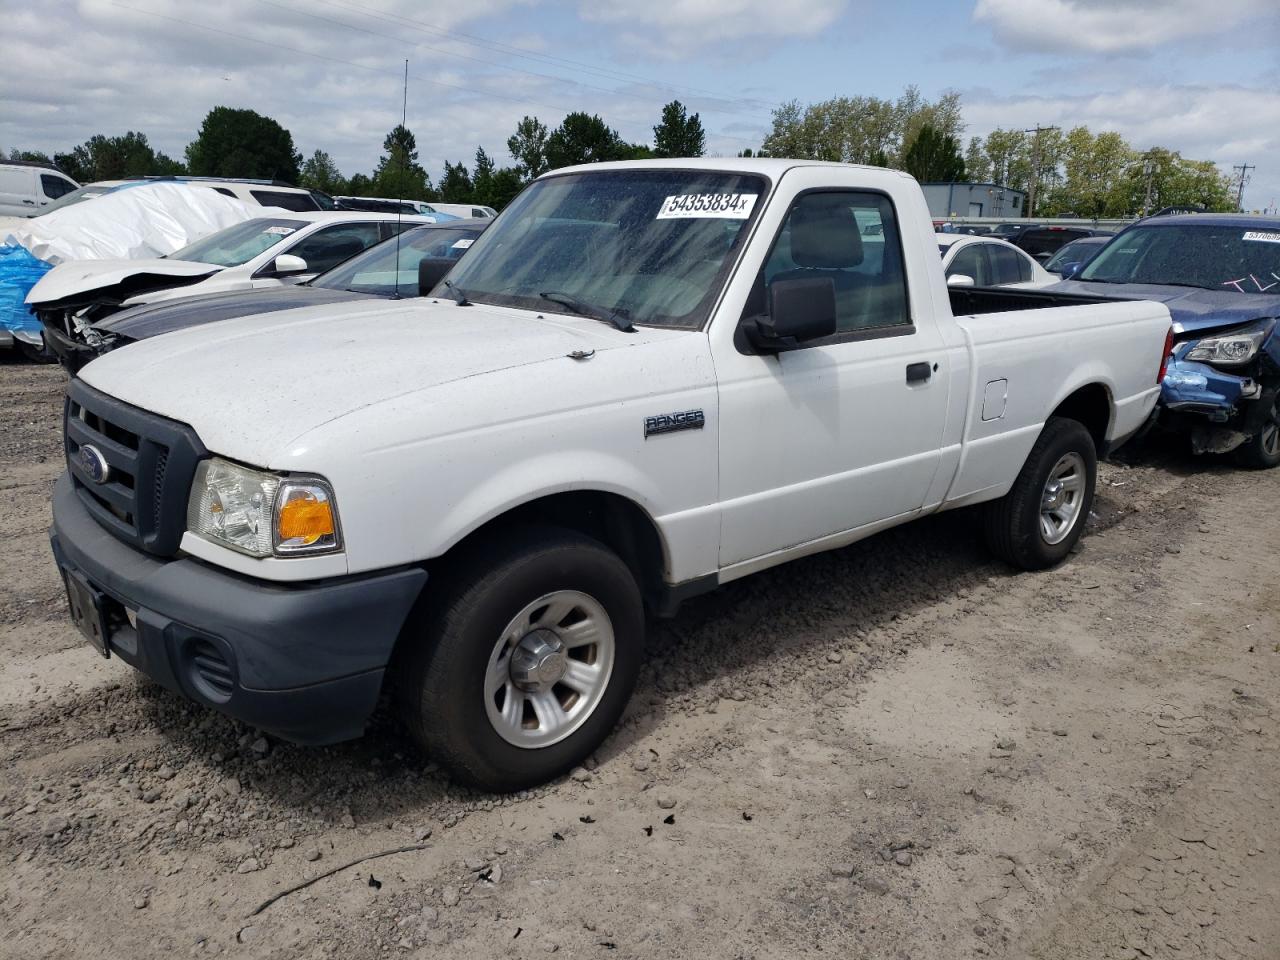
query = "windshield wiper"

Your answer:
(1149, 281), (1218, 290)
(538, 291), (634, 332)
(443, 279), (471, 306)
